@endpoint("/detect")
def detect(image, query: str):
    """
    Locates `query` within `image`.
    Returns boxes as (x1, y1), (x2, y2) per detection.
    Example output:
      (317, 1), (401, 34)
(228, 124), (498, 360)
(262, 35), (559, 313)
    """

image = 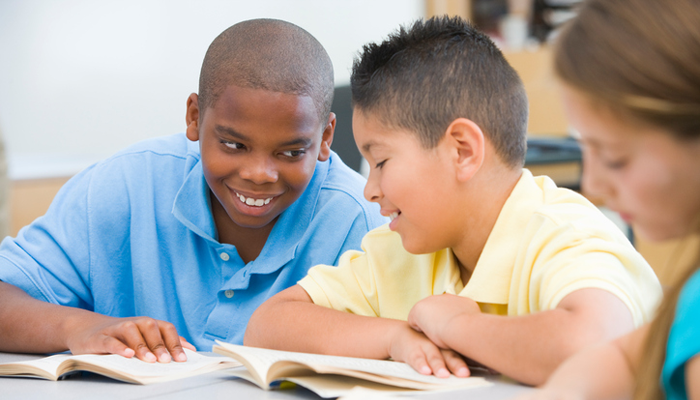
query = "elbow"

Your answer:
(243, 295), (277, 347)
(243, 284), (312, 349)
(516, 361), (558, 386)
(518, 330), (606, 386)
(524, 329), (607, 385)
